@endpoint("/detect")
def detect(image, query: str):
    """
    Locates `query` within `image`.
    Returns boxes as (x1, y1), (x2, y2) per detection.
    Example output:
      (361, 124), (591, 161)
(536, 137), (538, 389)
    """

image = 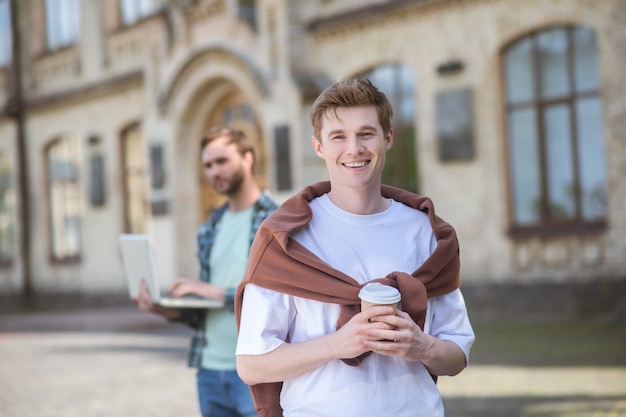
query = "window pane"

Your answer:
(139, 0), (153, 14)
(544, 104), (575, 219)
(121, 0), (136, 25)
(46, 0), (79, 49)
(398, 66), (416, 123)
(508, 108), (540, 224)
(573, 27), (600, 92)
(239, 0), (257, 31)
(59, 0), (72, 44)
(241, 103), (256, 124)
(577, 98), (607, 220)
(0, 151), (15, 259)
(367, 66), (395, 96)
(123, 127), (148, 234)
(121, 0), (155, 25)
(48, 139), (82, 259)
(46, 0), (60, 49)
(71, 0), (80, 41)
(538, 29), (569, 99)
(0, 0), (11, 66)
(504, 37), (535, 104)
